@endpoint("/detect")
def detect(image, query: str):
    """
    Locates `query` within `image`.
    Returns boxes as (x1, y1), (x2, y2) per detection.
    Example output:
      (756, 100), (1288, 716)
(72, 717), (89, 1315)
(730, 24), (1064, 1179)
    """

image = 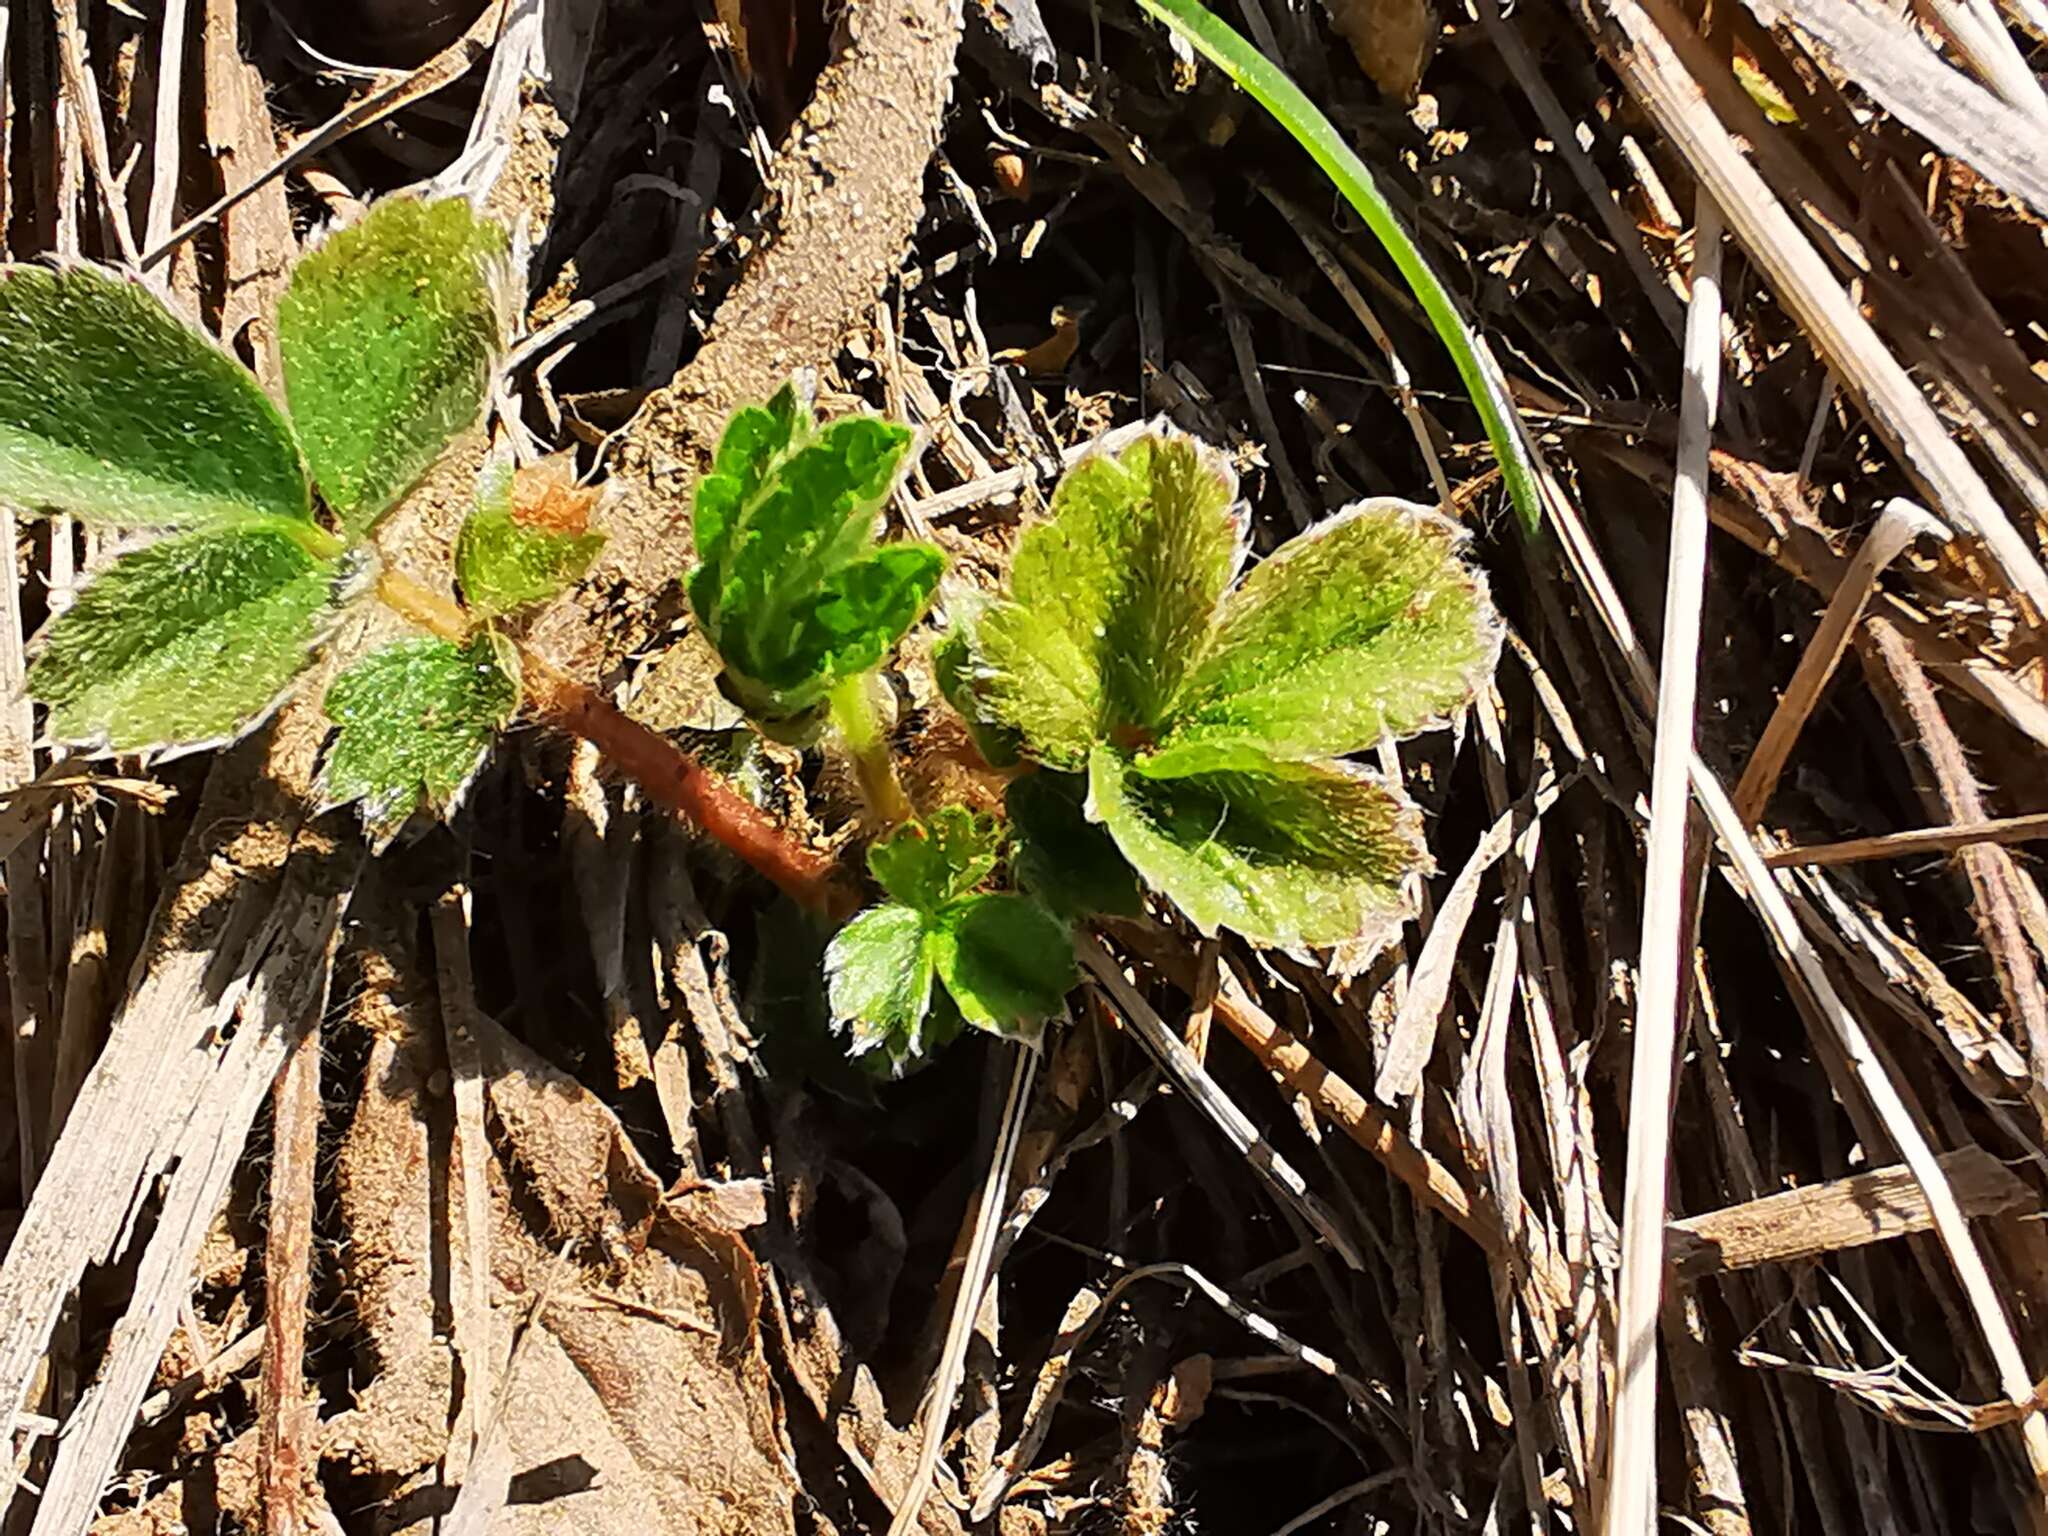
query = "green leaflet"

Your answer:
(867, 805), (1003, 912)
(1154, 500), (1497, 765)
(0, 263), (309, 529)
(825, 903), (939, 1064)
(1086, 741), (1421, 951)
(969, 432), (1240, 767)
(928, 894), (1075, 1036)
(1006, 771), (1143, 920)
(932, 604), (1022, 769)
(688, 388), (940, 727)
(322, 632), (521, 836)
(279, 196), (504, 534)
(28, 521), (344, 751)
(455, 458), (604, 617)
